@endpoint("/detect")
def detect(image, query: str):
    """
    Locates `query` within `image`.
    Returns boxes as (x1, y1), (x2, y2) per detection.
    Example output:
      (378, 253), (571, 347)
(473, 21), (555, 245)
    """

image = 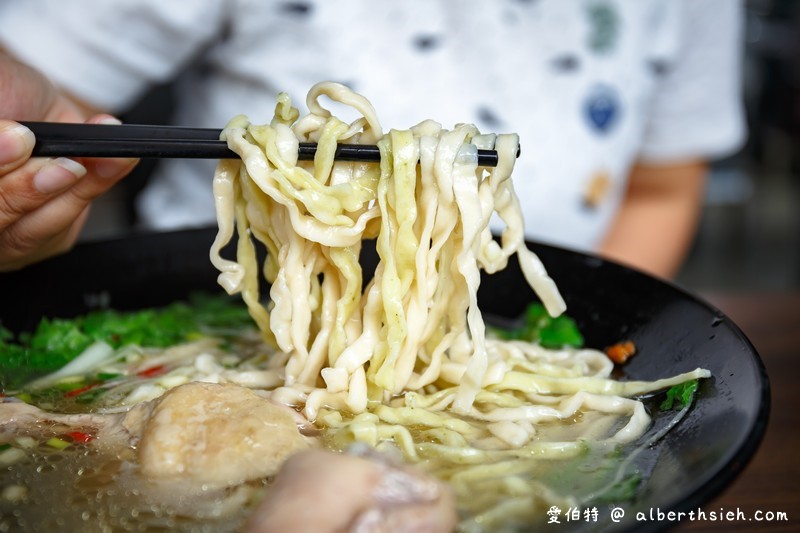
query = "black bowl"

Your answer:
(0, 227), (769, 531)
